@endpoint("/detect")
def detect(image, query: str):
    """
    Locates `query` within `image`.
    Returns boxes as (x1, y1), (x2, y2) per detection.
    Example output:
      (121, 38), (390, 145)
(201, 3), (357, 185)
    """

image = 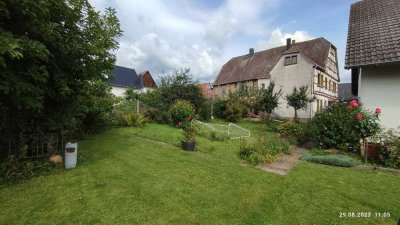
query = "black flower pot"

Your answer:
(182, 141), (196, 151)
